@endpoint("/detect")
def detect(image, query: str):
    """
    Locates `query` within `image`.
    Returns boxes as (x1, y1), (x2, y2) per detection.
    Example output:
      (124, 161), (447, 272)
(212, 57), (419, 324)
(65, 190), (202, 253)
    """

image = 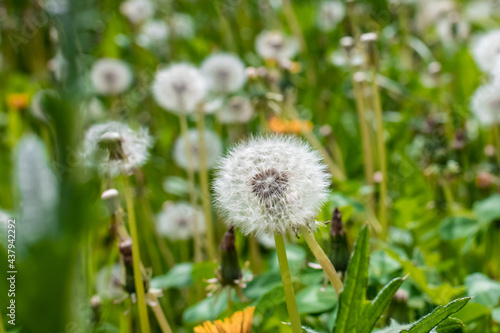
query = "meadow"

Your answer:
(1, 0), (500, 332)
